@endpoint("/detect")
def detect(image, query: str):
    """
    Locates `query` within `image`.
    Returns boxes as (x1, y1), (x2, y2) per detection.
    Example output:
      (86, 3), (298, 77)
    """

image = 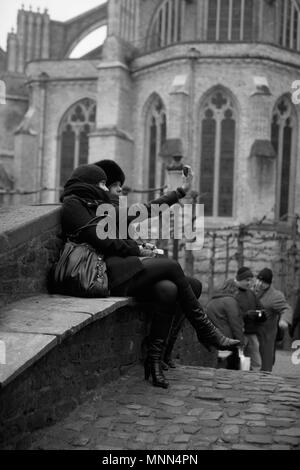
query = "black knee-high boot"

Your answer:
(144, 310), (173, 389)
(179, 283), (240, 351)
(162, 277), (203, 370)
(162, 308), (185, 370)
